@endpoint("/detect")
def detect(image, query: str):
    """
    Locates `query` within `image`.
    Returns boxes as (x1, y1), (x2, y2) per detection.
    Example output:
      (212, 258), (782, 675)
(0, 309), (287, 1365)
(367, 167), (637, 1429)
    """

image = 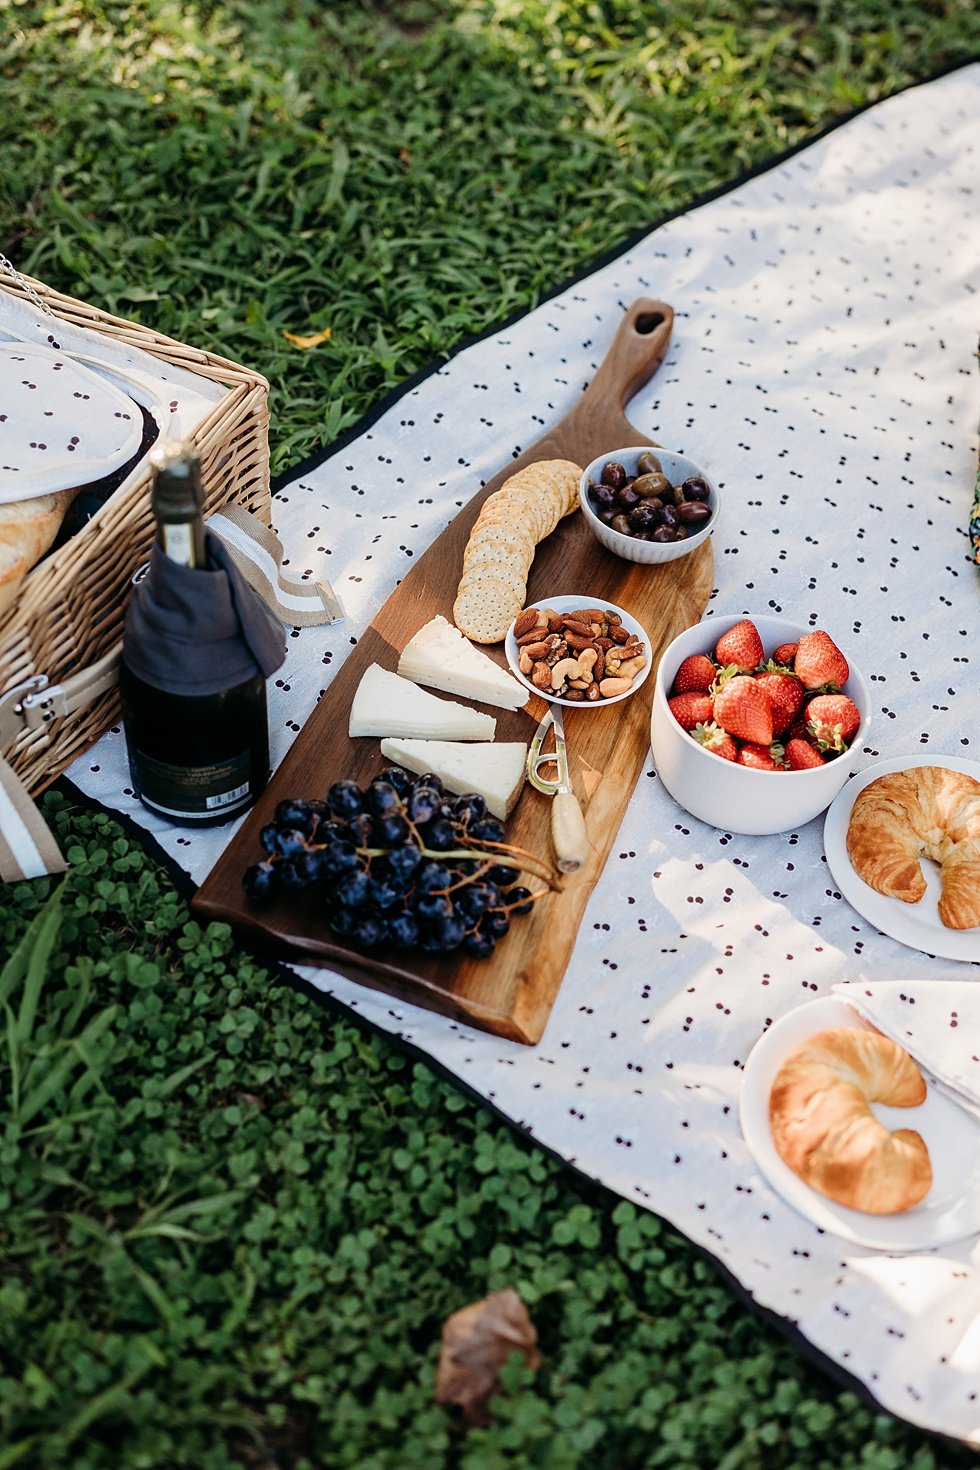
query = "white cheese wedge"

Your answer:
(397, 614), (528, 711)
(349, 664), (496, 741)
(380, 737), (528, 820)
